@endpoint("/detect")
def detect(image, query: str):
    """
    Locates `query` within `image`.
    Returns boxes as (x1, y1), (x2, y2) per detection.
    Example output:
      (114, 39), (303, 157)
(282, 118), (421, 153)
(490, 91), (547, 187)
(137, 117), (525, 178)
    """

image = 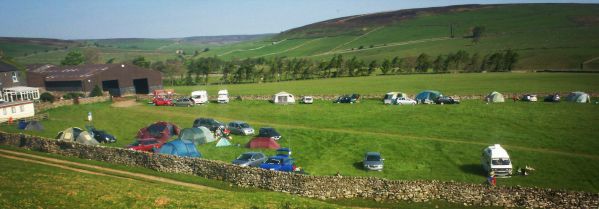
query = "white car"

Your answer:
(217, 90), (229, 104)
(300, 96), (313, 104)
(190, 90), (208, 104)
(394, 97), (416, 105)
